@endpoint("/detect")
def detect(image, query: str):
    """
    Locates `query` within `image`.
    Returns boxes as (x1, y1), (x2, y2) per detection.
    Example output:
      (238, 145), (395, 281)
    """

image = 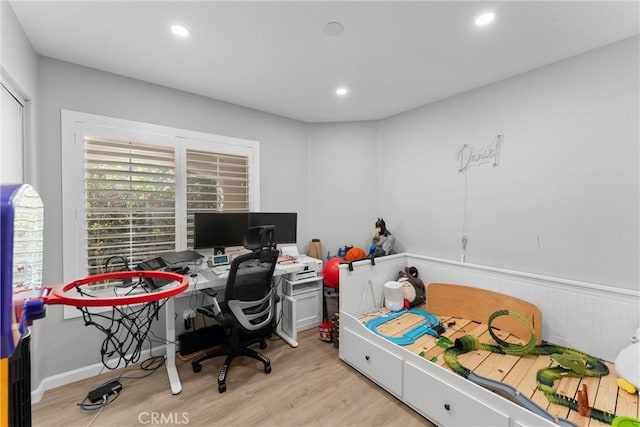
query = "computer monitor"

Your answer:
(193, 212), (250, 250)
(249, 212), (297, 244)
